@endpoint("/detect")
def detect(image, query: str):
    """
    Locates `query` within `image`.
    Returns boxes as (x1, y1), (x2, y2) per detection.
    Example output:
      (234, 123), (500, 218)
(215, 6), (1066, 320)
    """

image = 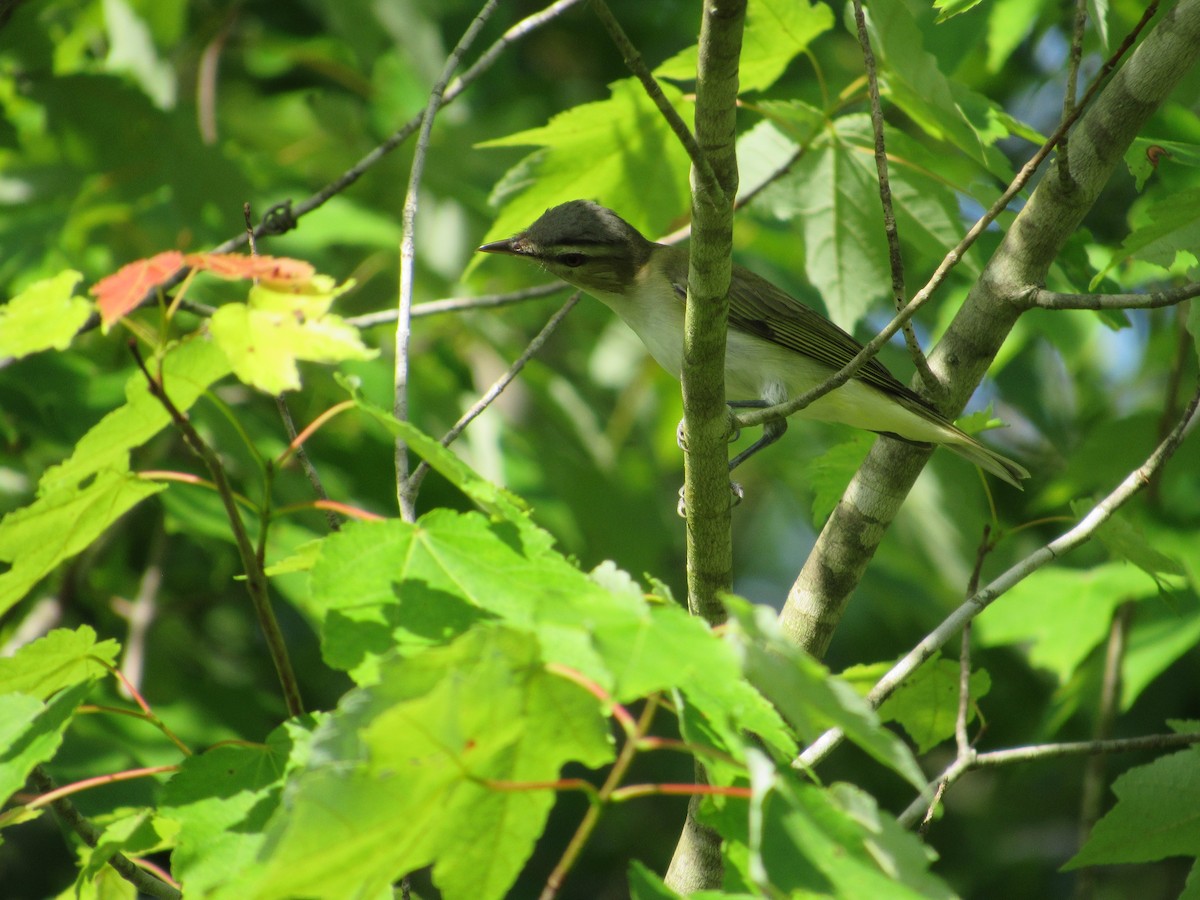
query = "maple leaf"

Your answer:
(90, 251), (185, 328)
(185, 253), (315, 285)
